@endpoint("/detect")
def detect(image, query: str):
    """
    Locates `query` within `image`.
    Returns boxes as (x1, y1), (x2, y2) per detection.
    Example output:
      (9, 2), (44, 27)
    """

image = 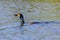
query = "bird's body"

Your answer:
(14, 13), (57, 26)
(14, 13), (44, 26)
